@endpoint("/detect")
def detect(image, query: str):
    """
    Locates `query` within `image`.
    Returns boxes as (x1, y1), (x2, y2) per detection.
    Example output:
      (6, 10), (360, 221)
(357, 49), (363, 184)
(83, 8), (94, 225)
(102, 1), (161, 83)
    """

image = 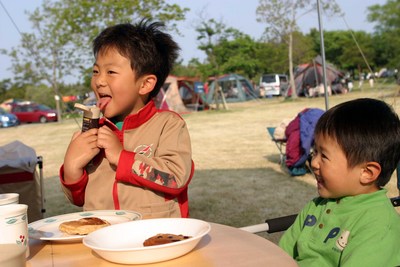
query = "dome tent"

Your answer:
(287, 55), (344, 97)
(205, 74), (257, 103)
(154, 75), (207, 113)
